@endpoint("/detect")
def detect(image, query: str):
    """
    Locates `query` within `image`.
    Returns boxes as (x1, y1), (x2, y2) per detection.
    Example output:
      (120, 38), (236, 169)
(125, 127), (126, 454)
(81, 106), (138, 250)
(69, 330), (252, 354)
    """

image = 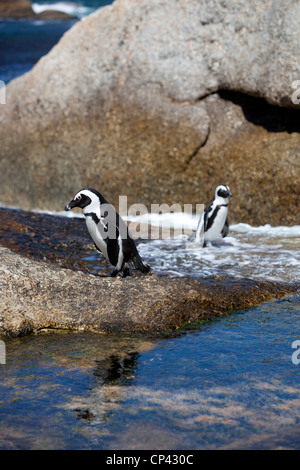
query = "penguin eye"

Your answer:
(75, 194), (82, 201)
